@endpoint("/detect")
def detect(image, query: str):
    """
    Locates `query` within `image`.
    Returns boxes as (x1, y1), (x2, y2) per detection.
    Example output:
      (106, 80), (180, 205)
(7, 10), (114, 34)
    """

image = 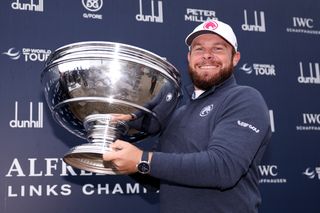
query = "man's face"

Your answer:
(187, 33), (240, 90)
